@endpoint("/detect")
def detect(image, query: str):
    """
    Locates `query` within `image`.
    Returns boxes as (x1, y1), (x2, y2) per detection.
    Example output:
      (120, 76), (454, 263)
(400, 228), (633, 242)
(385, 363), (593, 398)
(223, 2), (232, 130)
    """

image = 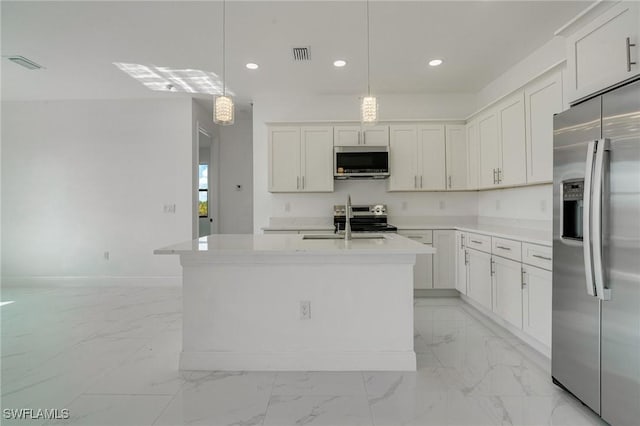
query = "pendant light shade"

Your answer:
(361, 0), (377, 124)
(214, 0), (234, 125)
